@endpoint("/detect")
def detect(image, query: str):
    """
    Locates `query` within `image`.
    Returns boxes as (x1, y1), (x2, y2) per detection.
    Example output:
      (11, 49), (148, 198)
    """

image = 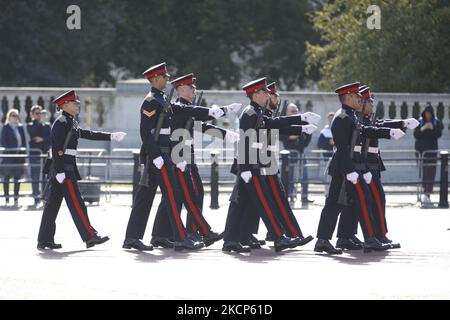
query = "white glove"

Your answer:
(176, 161), (187, 172)
(301, 124), (318, 135)
(404, 118), (419, 130)
(111, 132), (127, 142)
(363, 172), (373, 184)
(223, 103), (242, 114)
(56, 172), (66, 184)
(390, 129), (405, 140)
(301, 112), (321, 125)
(153, 156), (164, 170)
(240, 171), (252, 183)
(225, 130), (240, 143)
(346, 171), (358, 185)
(208, 107), (225, 119)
